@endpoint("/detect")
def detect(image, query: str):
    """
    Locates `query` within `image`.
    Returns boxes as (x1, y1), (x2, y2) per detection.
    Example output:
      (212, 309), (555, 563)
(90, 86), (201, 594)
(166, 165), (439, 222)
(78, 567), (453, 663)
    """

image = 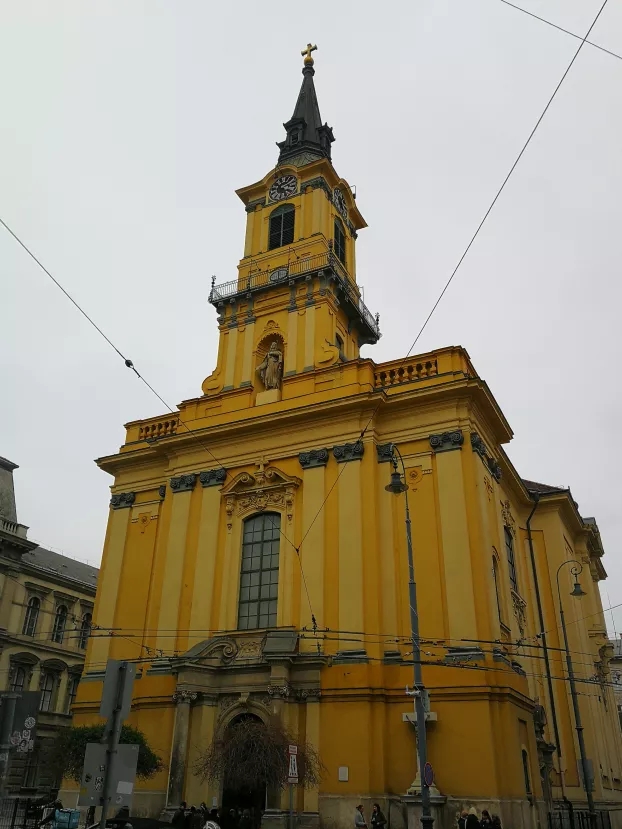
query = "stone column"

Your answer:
(166, 691), (198, 810)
